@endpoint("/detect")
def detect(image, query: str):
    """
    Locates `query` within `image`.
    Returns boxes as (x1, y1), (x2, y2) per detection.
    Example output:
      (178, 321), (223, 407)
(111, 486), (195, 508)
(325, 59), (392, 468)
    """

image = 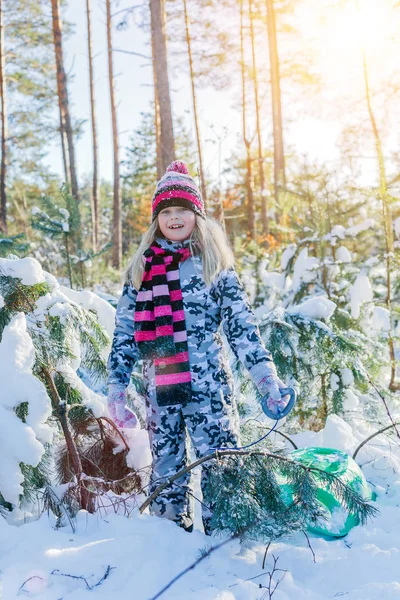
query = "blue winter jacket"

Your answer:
(107, 237), (275, 407)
